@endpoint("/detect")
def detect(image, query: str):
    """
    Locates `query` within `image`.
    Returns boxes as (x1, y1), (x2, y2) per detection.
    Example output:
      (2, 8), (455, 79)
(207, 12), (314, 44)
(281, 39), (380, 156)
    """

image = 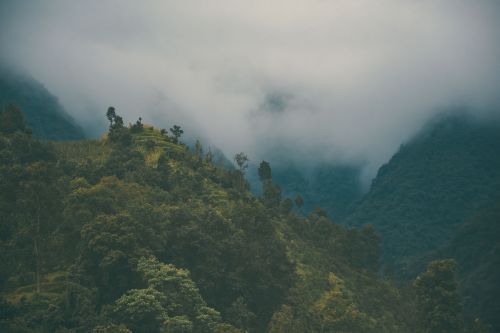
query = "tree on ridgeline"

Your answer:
(106, 106), (131, 145)
(258, 160), (281, 208)
(234, 152), (249, 191)
(170, 125), (183, 144)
